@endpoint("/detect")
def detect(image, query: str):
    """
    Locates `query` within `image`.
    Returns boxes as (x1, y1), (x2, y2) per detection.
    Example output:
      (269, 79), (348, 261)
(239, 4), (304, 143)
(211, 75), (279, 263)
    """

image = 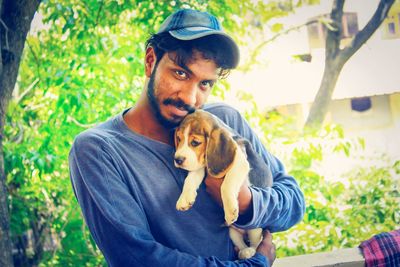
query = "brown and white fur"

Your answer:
(174, 109), (273, 259)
